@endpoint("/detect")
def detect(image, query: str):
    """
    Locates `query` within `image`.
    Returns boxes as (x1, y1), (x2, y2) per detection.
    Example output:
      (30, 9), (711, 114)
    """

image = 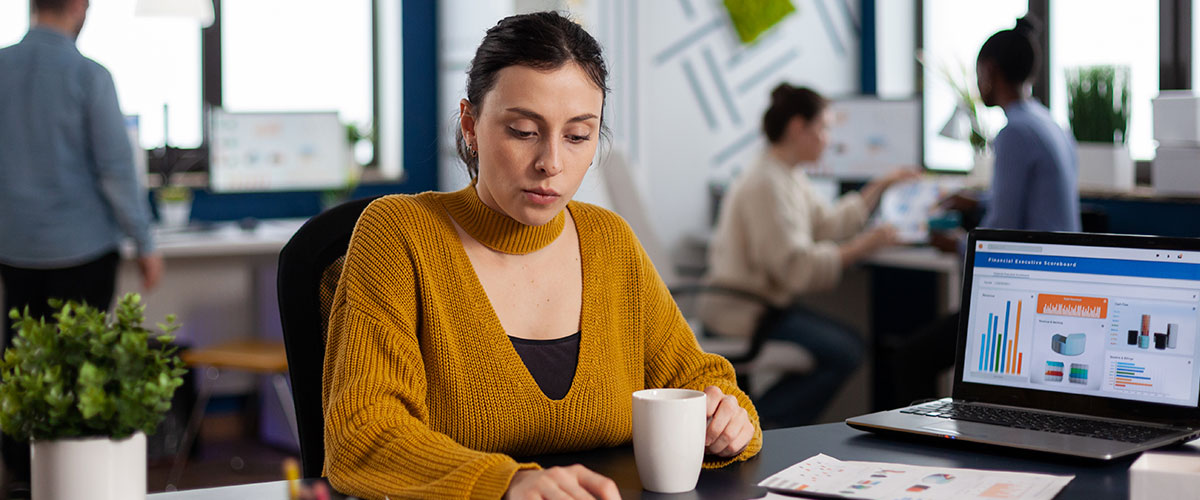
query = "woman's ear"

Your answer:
(460, 99), (477, 146)
(786, 115), (809, 140)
